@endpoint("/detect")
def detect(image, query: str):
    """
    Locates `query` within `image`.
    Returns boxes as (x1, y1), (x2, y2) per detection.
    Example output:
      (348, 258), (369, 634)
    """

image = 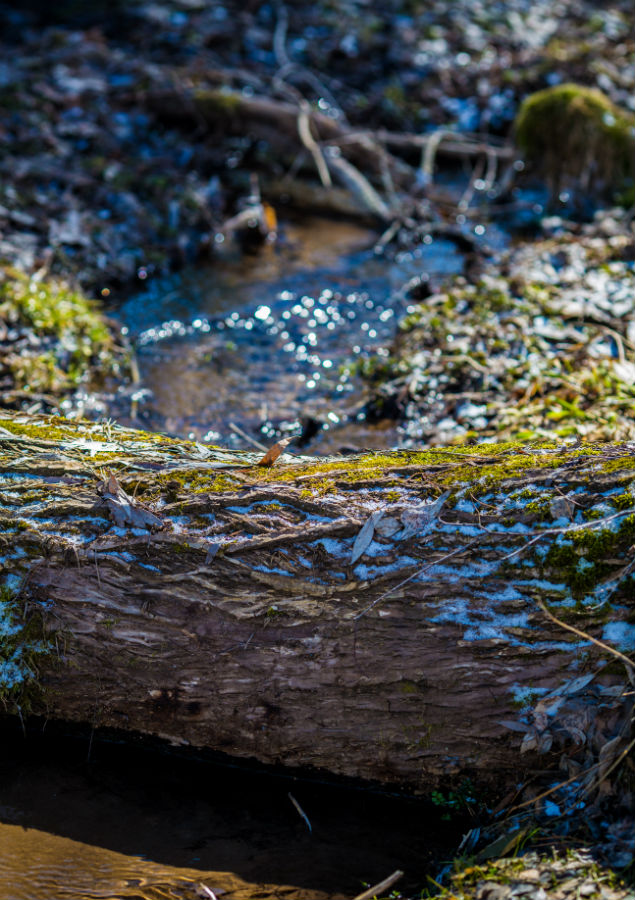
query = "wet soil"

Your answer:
(0, 722), (457, 900)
